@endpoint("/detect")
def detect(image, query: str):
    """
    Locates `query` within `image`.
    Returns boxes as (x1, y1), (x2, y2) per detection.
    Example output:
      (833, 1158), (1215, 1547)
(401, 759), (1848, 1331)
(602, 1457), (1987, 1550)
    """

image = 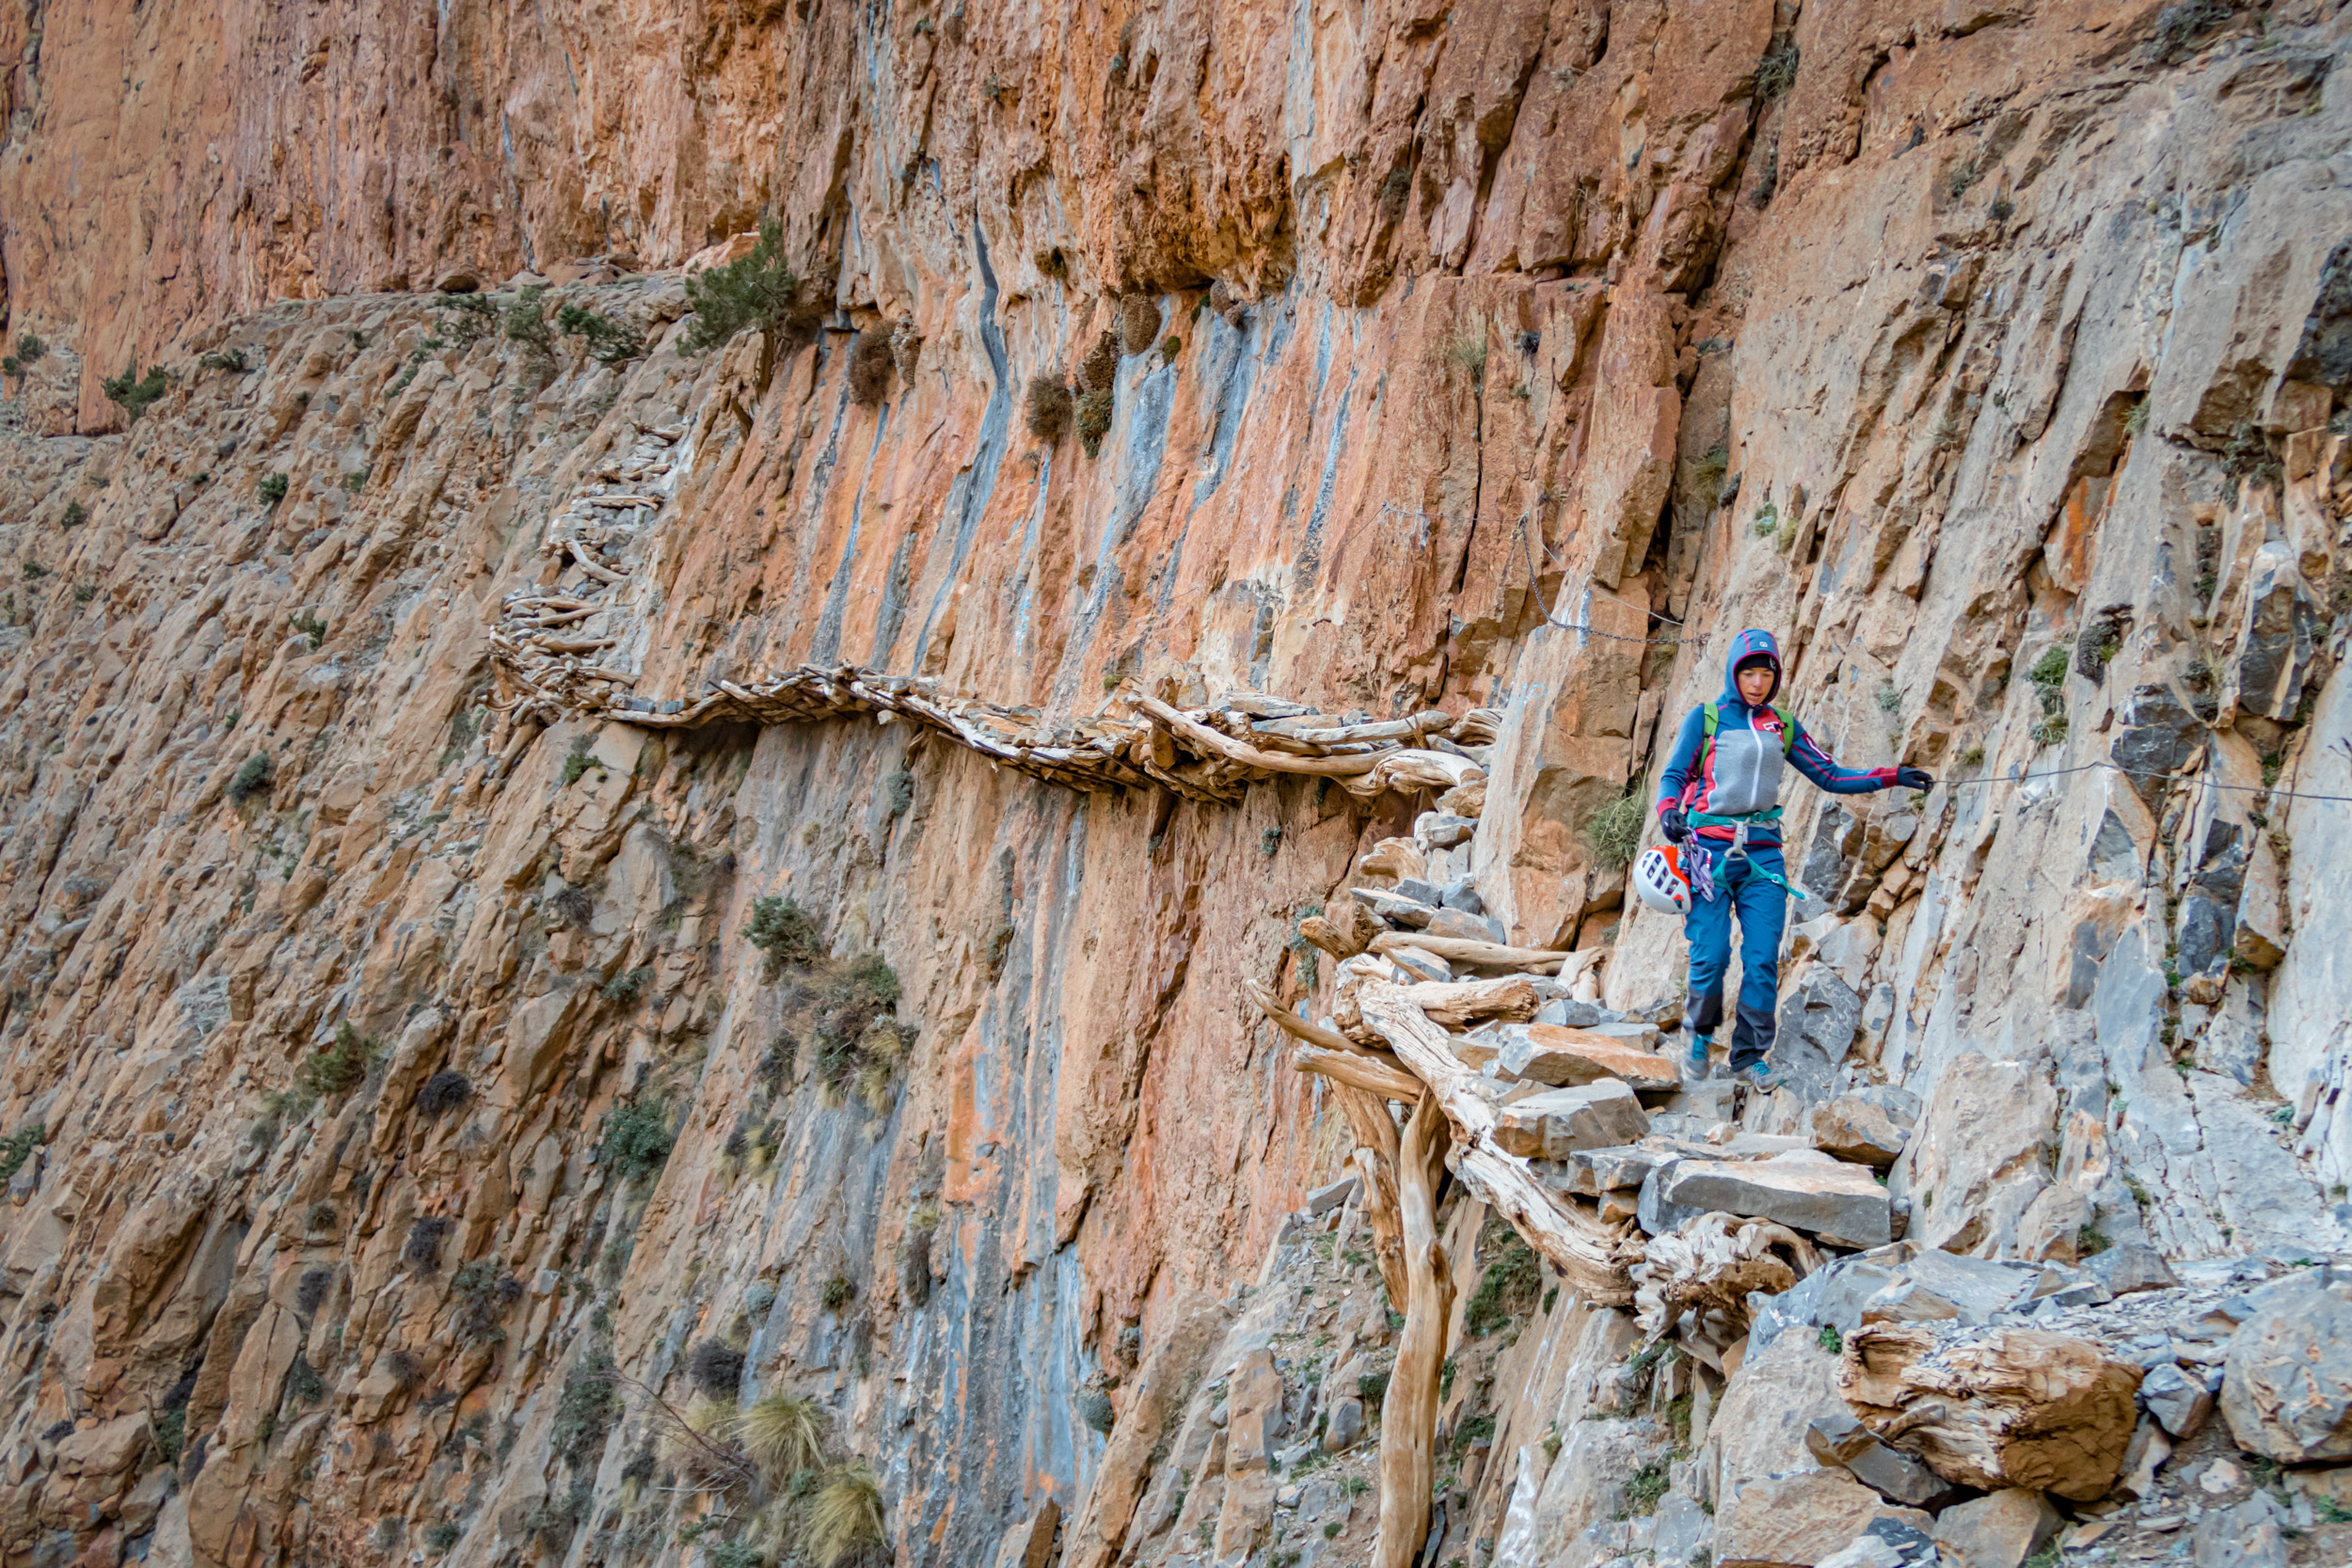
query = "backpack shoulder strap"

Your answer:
(1701, 703), (1719, 739)
(1771, 705), (1796, 754)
